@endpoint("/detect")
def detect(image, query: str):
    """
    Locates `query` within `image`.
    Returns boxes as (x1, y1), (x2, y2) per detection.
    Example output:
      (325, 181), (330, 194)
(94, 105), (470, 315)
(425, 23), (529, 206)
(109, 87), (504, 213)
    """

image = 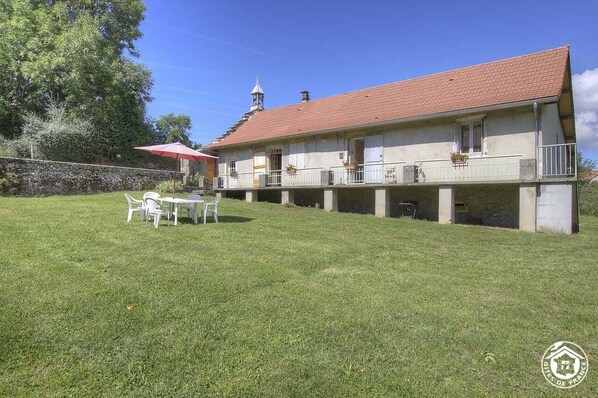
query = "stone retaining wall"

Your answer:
(0, 156), (175, 196)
